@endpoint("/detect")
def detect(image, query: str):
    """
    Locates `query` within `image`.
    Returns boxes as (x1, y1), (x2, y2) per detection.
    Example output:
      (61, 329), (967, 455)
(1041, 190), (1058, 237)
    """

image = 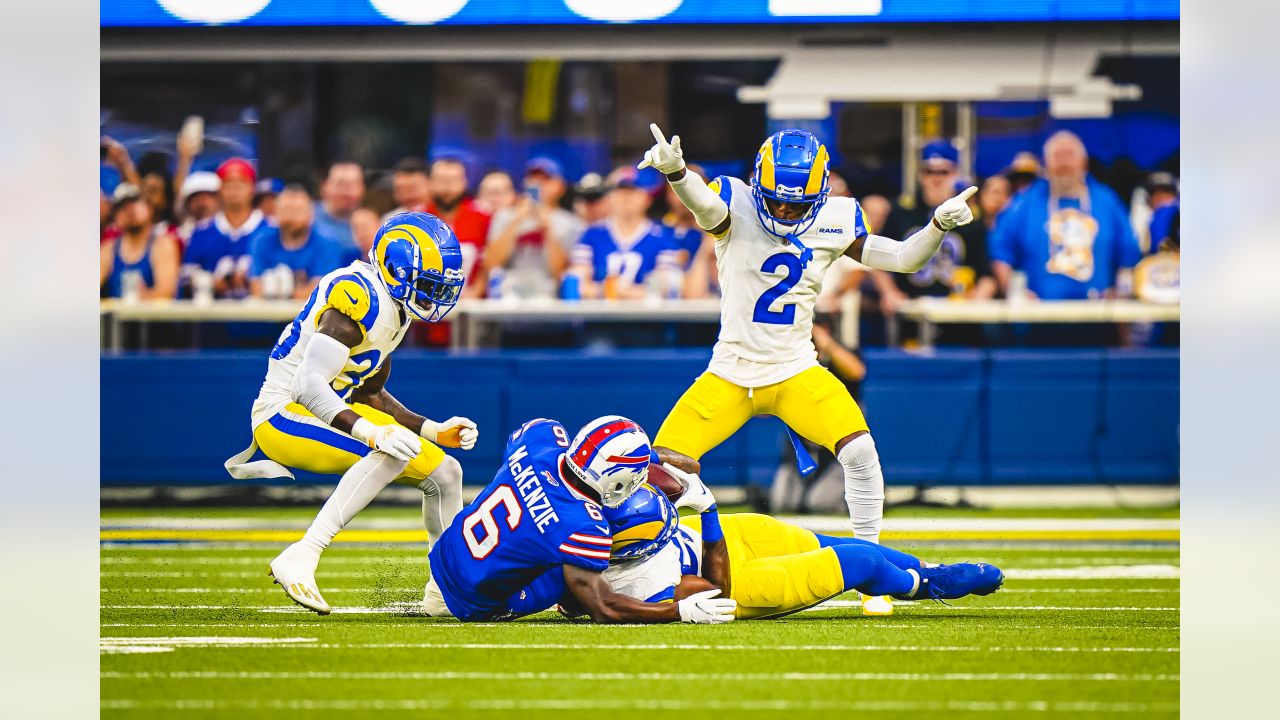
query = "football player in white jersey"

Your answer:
(225, 211), (479, 614)
(639, 124), (976, 615)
